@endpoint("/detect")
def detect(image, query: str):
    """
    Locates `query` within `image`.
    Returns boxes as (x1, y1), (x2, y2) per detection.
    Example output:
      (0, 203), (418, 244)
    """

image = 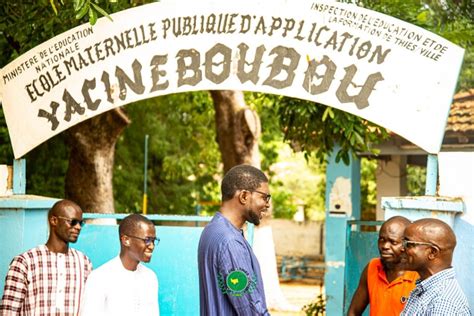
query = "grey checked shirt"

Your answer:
(401, 267), (472, 316)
